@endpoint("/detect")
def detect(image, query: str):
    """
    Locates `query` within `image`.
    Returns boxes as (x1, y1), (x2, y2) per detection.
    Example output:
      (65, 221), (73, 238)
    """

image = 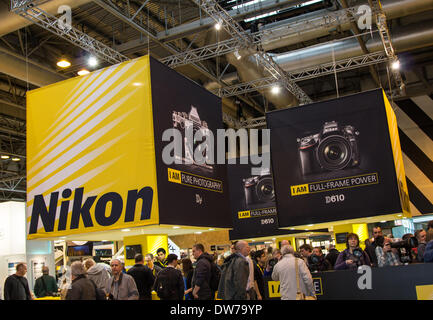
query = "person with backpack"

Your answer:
(33, 266), (58, 298)
(191, 243), (216, 300)
(154, 254), (184, 300)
